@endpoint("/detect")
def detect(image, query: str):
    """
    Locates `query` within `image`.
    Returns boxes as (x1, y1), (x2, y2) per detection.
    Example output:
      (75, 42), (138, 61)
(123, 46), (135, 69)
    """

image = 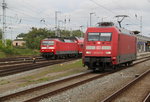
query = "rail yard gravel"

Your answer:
(40, 60), (150, 102)
(111, 72), (150, 102)
(0, 60), (86, 95)
(0, 52), (150, 102)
